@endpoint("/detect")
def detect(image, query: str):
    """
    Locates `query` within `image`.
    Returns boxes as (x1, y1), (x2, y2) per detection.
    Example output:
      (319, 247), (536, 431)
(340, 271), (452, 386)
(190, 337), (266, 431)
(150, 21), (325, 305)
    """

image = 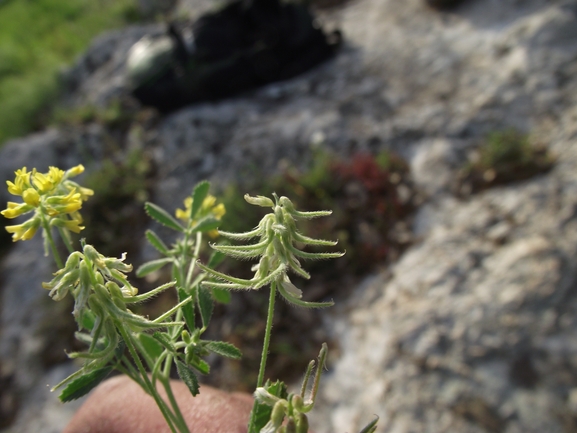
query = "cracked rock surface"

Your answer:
(1, 0), (577, 432)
